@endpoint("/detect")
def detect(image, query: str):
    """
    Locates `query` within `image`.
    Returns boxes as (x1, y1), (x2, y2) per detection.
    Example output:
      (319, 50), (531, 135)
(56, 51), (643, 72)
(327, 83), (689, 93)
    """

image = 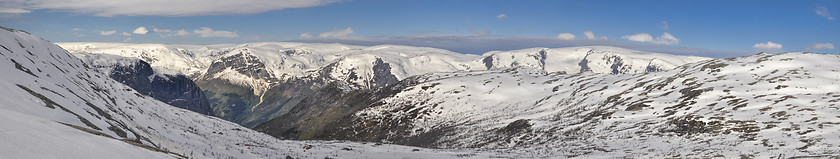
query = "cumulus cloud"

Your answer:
(121, 32), (131, 36)
(622, 32), (679, 45)
(816, 6), (835, 20)
(319, 27), (354, 38)
(10, 0), (340, 16)
(661, 21), (669, 30)
(753, 41), (783, 50)
(496, 14), (507, 19)
(123, 37), (132, 42)
(300, 32), (313, 39)
(132, 27), (148, 34)
(193, 27), (239, 38)
(556, 33), (575, 40)
(805, 43), (835, 50)
(583, 30), (607, 40)
(99, 30), (116, 36)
